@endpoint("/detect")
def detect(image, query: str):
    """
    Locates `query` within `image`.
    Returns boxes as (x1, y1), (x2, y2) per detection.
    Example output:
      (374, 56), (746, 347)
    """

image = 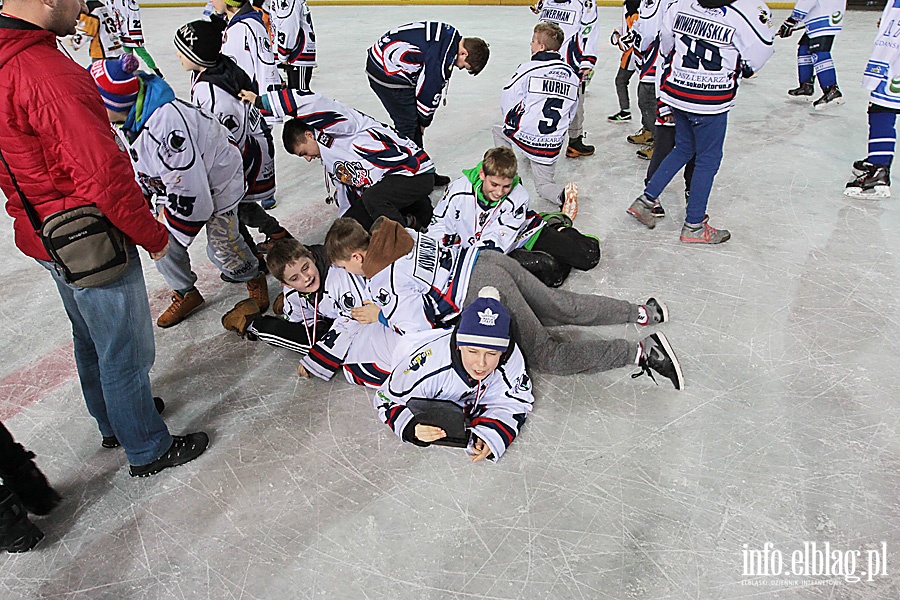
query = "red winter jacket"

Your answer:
(0, 15), (167, 261)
